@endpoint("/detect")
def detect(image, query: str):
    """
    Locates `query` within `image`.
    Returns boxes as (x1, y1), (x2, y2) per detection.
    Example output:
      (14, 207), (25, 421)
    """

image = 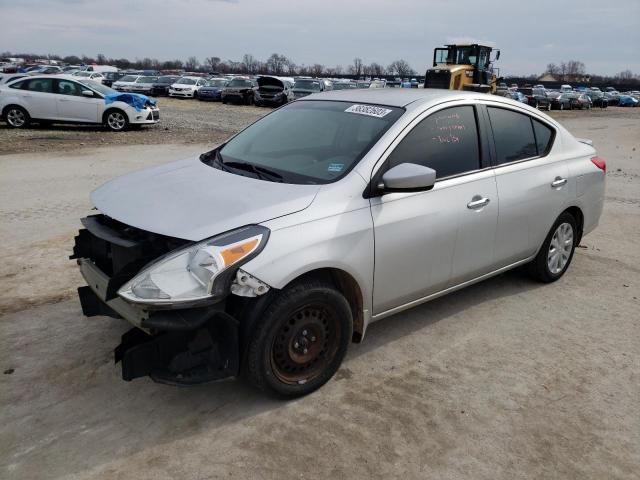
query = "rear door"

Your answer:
(10, 78), (57, 119)
(485, 104), (569, 266)
(54, 79), (101, 122)
(370, 104), (498, 315)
